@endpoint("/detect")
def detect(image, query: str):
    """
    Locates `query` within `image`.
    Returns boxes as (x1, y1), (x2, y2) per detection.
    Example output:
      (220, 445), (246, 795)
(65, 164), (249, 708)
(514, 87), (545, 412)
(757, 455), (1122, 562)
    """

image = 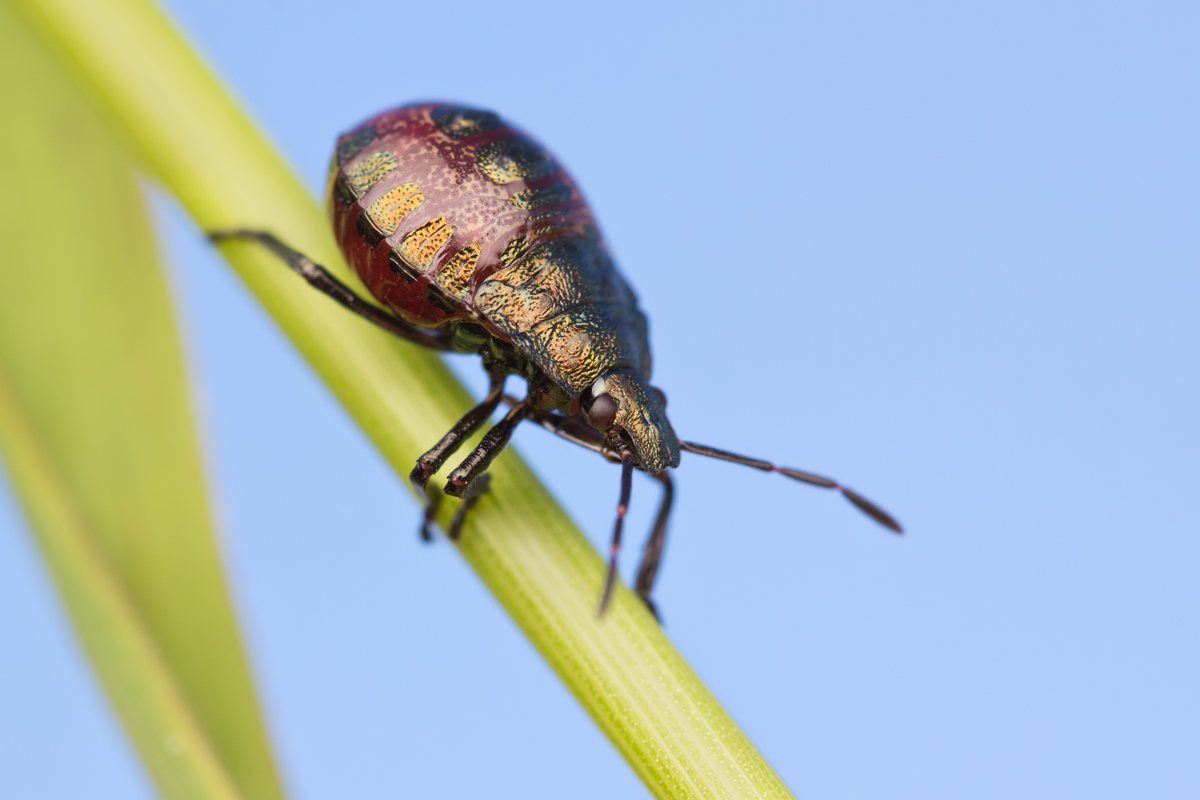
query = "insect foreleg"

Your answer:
(410, 367), (508, 541)
(515, 400), (620, 462)
(599, 453), (636, 616)
(633, 471), (674, 621)
(208, 229), (453, 351)
(443, 399), (532, 498)
(519, 401), (675, 621)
